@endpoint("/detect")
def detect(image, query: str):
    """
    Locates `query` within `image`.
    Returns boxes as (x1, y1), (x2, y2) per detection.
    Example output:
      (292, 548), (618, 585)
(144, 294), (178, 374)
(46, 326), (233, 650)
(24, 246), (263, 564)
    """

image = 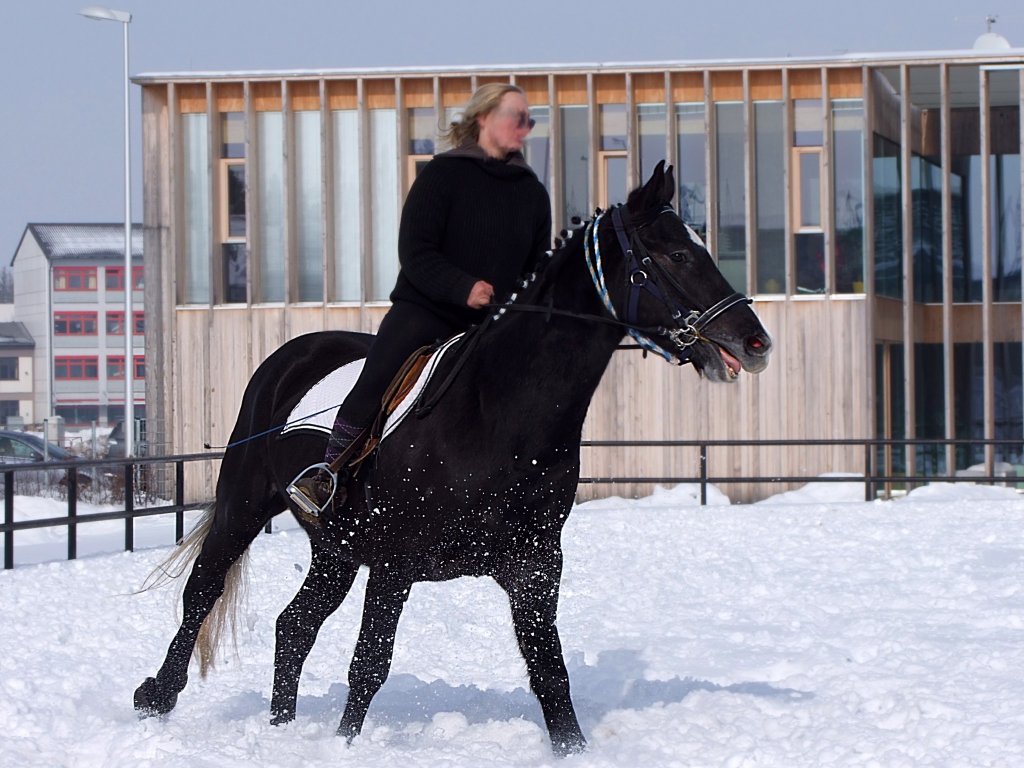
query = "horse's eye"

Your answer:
(668, 250), (689, 263)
